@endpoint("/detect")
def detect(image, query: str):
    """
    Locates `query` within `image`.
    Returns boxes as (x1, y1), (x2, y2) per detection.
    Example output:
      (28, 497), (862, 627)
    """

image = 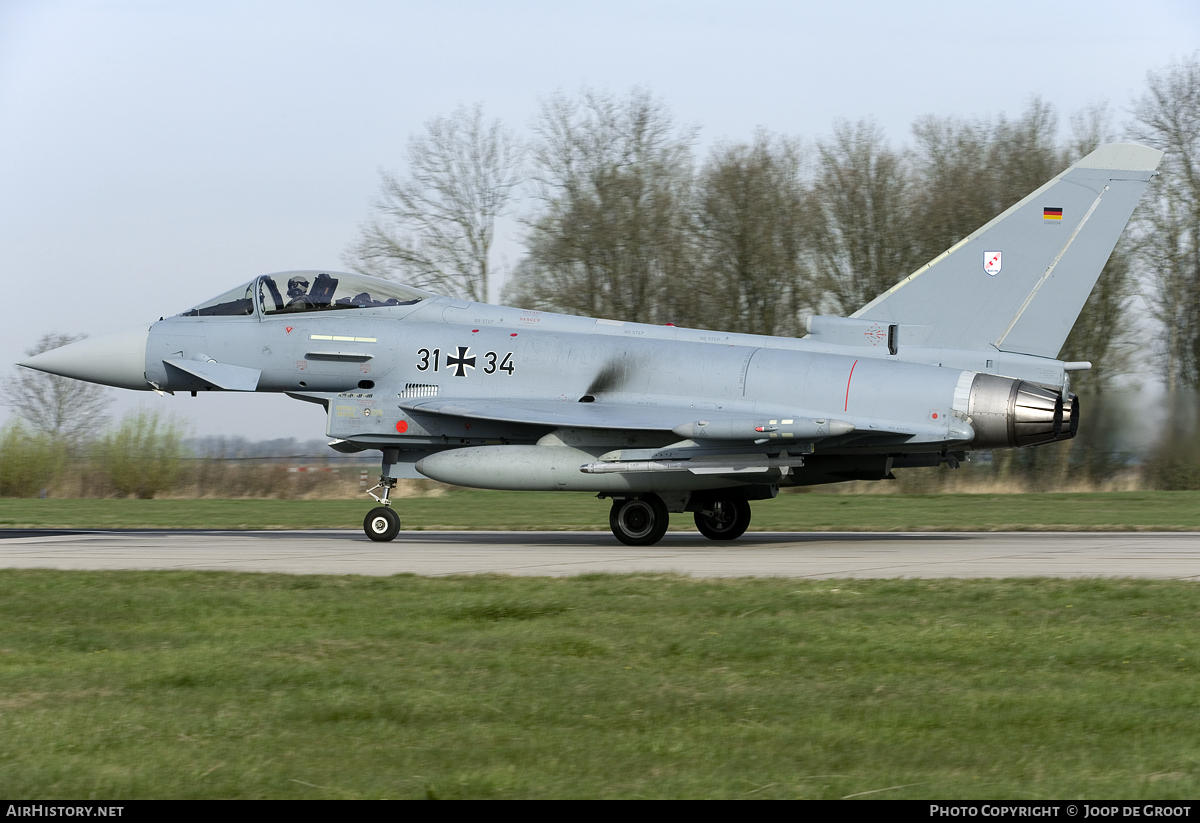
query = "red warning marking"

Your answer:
(396, 420), (408, 433)
(510, 333), (518, 337)
(285, 326), (293, 334)
(472, 329), (479, 333)
(844, 359), (859, 411)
